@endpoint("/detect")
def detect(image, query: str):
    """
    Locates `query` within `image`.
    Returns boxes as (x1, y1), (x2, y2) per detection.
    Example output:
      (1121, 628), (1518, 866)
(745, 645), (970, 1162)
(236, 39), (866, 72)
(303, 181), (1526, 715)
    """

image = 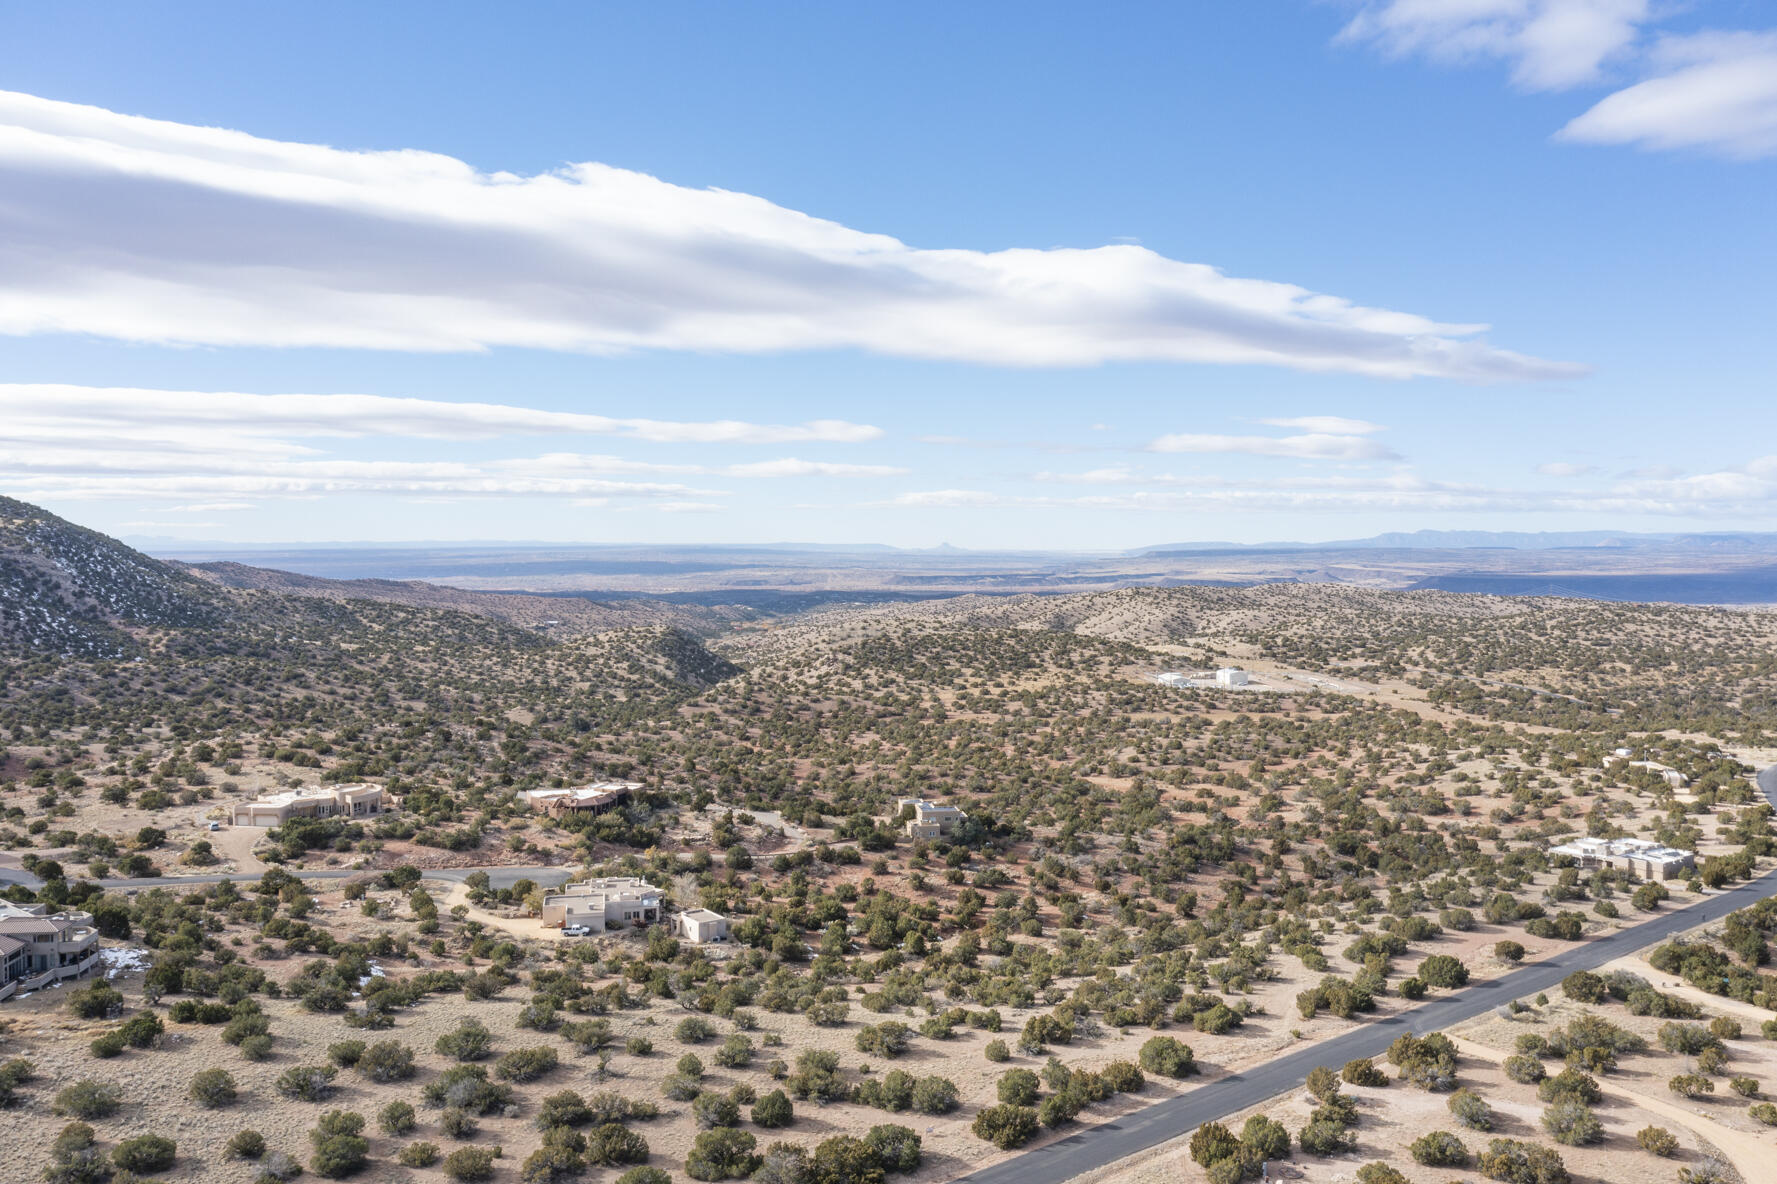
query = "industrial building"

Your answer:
(1547, 836), (1694, 880)
(539, 876), (663, 931)
(1215, 667), (1249, 687)
(231, 783), (385, 827)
